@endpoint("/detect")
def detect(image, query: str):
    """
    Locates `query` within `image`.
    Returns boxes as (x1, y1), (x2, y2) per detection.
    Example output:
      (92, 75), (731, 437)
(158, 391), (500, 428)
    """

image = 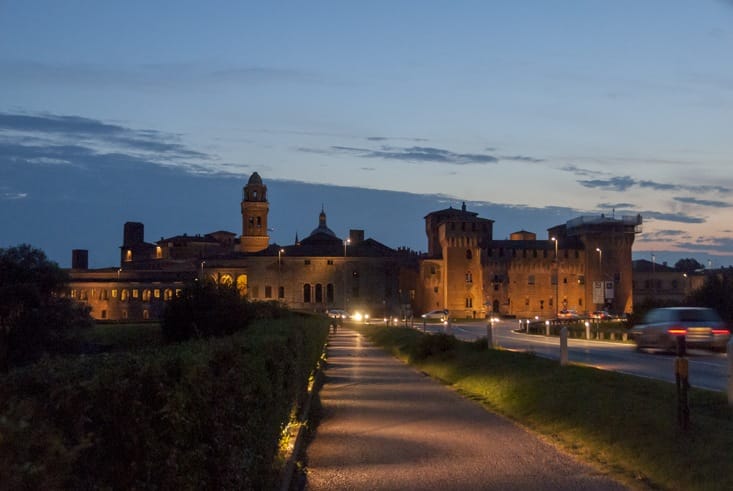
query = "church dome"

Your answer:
(309, 208), (337, 238)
